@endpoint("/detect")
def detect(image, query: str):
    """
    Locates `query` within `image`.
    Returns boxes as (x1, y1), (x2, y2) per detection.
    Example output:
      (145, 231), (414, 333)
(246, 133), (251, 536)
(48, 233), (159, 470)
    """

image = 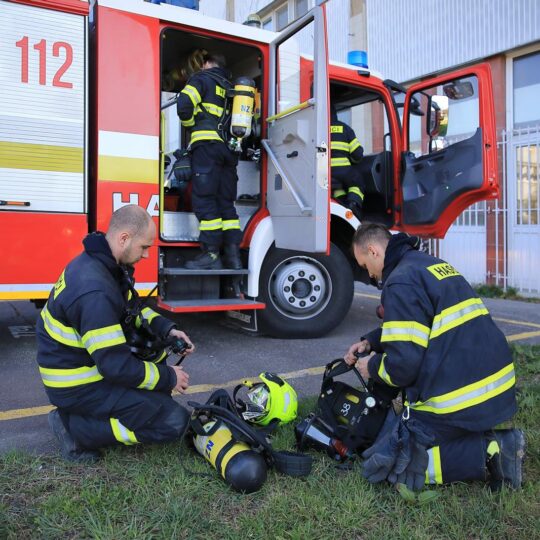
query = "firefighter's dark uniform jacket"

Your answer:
(362, 234), (517, 485)
(330, 119), (364, 206)
(177, 67), (241, 246)
(36, 233), (187, 449)
(365, 234), (516, 432)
